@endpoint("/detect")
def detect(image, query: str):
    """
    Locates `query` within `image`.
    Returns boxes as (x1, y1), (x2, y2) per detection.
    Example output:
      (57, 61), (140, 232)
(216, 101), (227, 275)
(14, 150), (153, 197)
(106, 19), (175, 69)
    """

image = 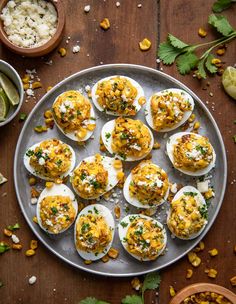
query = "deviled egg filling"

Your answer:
(110, 117), (152, 160)
(123, 217), (166, 261)
(52, 90), (96, 141)
(129, 161), (169, 207)
(173, 134), (214, 172)
(26, 139), (73, 180)
(39, 195), (76, 234)
(75, 213), (112, 254)
(94, 76), (144, 115)
(150, 91), (192, 131)
(167, 192), (207, 239)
